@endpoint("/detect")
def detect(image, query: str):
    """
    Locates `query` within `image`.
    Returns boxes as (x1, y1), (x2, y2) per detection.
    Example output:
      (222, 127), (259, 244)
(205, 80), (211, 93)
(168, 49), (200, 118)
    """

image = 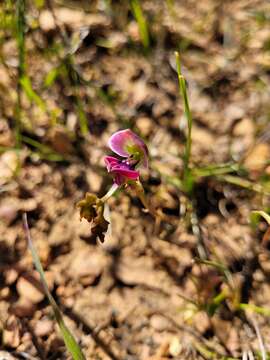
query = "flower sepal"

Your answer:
(77, 193), (109, 243)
